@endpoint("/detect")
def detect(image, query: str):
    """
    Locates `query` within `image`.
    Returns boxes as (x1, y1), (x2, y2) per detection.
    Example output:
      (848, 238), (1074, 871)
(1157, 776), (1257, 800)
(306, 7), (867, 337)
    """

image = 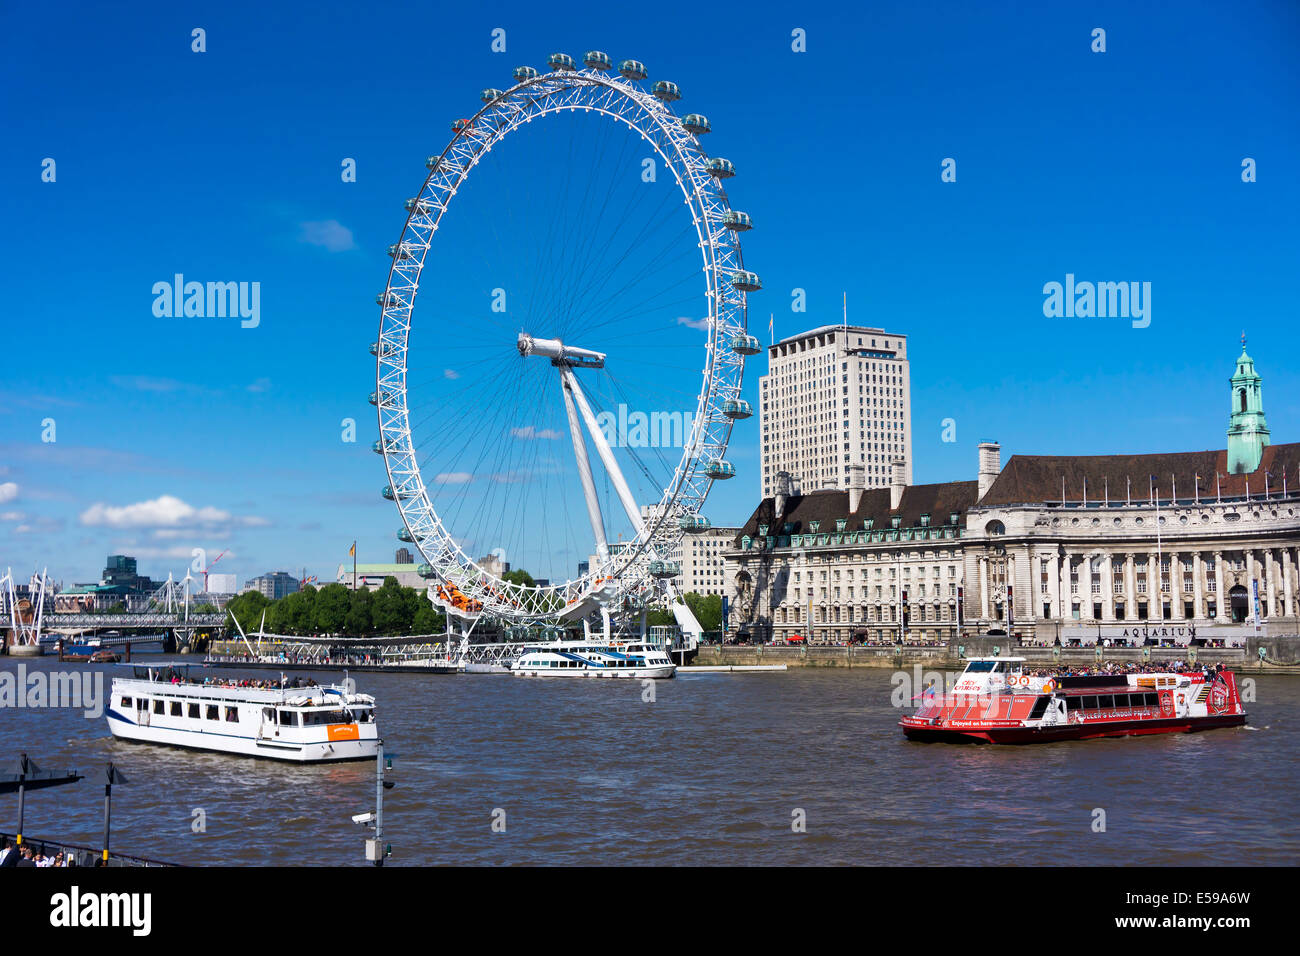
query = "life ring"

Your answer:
(1177, 693), (1186, 707)
(1041, 680), (1055, 693)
